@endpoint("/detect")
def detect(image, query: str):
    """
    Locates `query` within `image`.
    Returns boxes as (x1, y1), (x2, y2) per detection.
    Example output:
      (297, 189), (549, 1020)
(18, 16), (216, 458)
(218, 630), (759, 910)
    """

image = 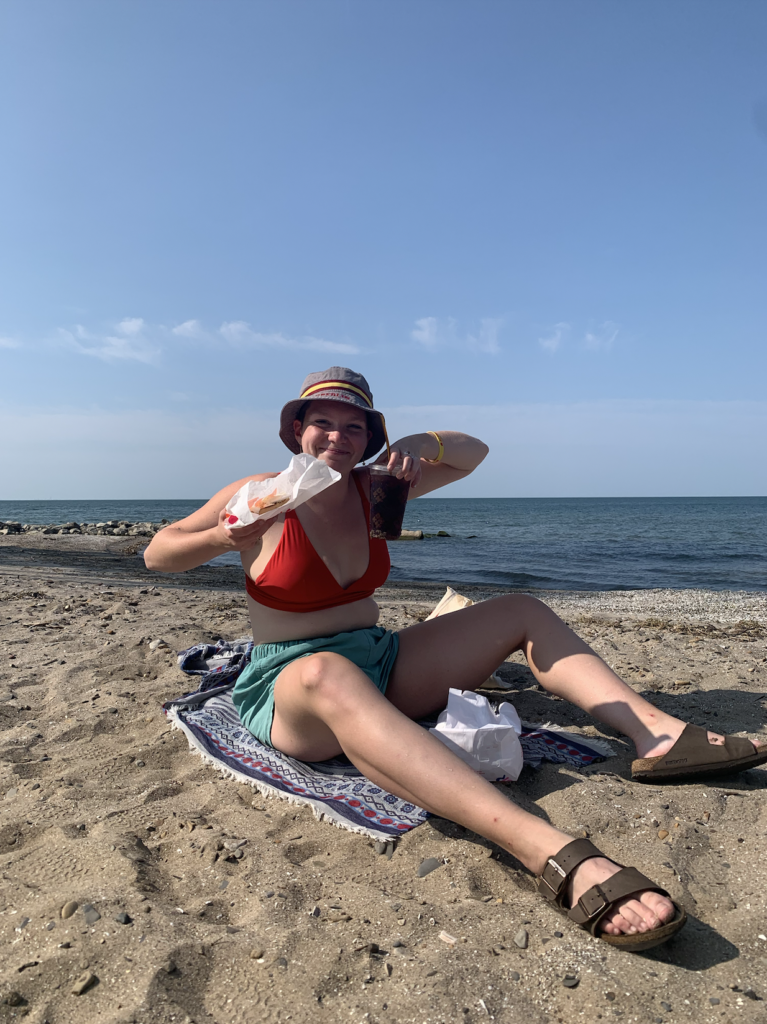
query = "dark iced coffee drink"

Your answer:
(369, 465), (410, 540)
